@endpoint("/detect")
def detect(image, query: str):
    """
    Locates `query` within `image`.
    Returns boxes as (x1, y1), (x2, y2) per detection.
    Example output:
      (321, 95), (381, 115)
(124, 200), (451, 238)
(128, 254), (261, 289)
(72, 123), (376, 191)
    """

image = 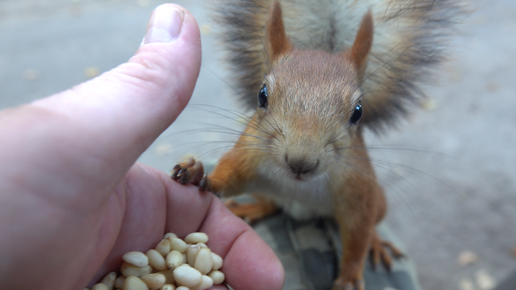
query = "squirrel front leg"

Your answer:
(331, 134), (382, 290)
(207, 149), (257, 196)
(332, 181), (378, 290)
(172, 113), (263, 195)
(171, 148), (252, 195)
(211, 151), (281, 221)
(171, 145), (277, 221)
